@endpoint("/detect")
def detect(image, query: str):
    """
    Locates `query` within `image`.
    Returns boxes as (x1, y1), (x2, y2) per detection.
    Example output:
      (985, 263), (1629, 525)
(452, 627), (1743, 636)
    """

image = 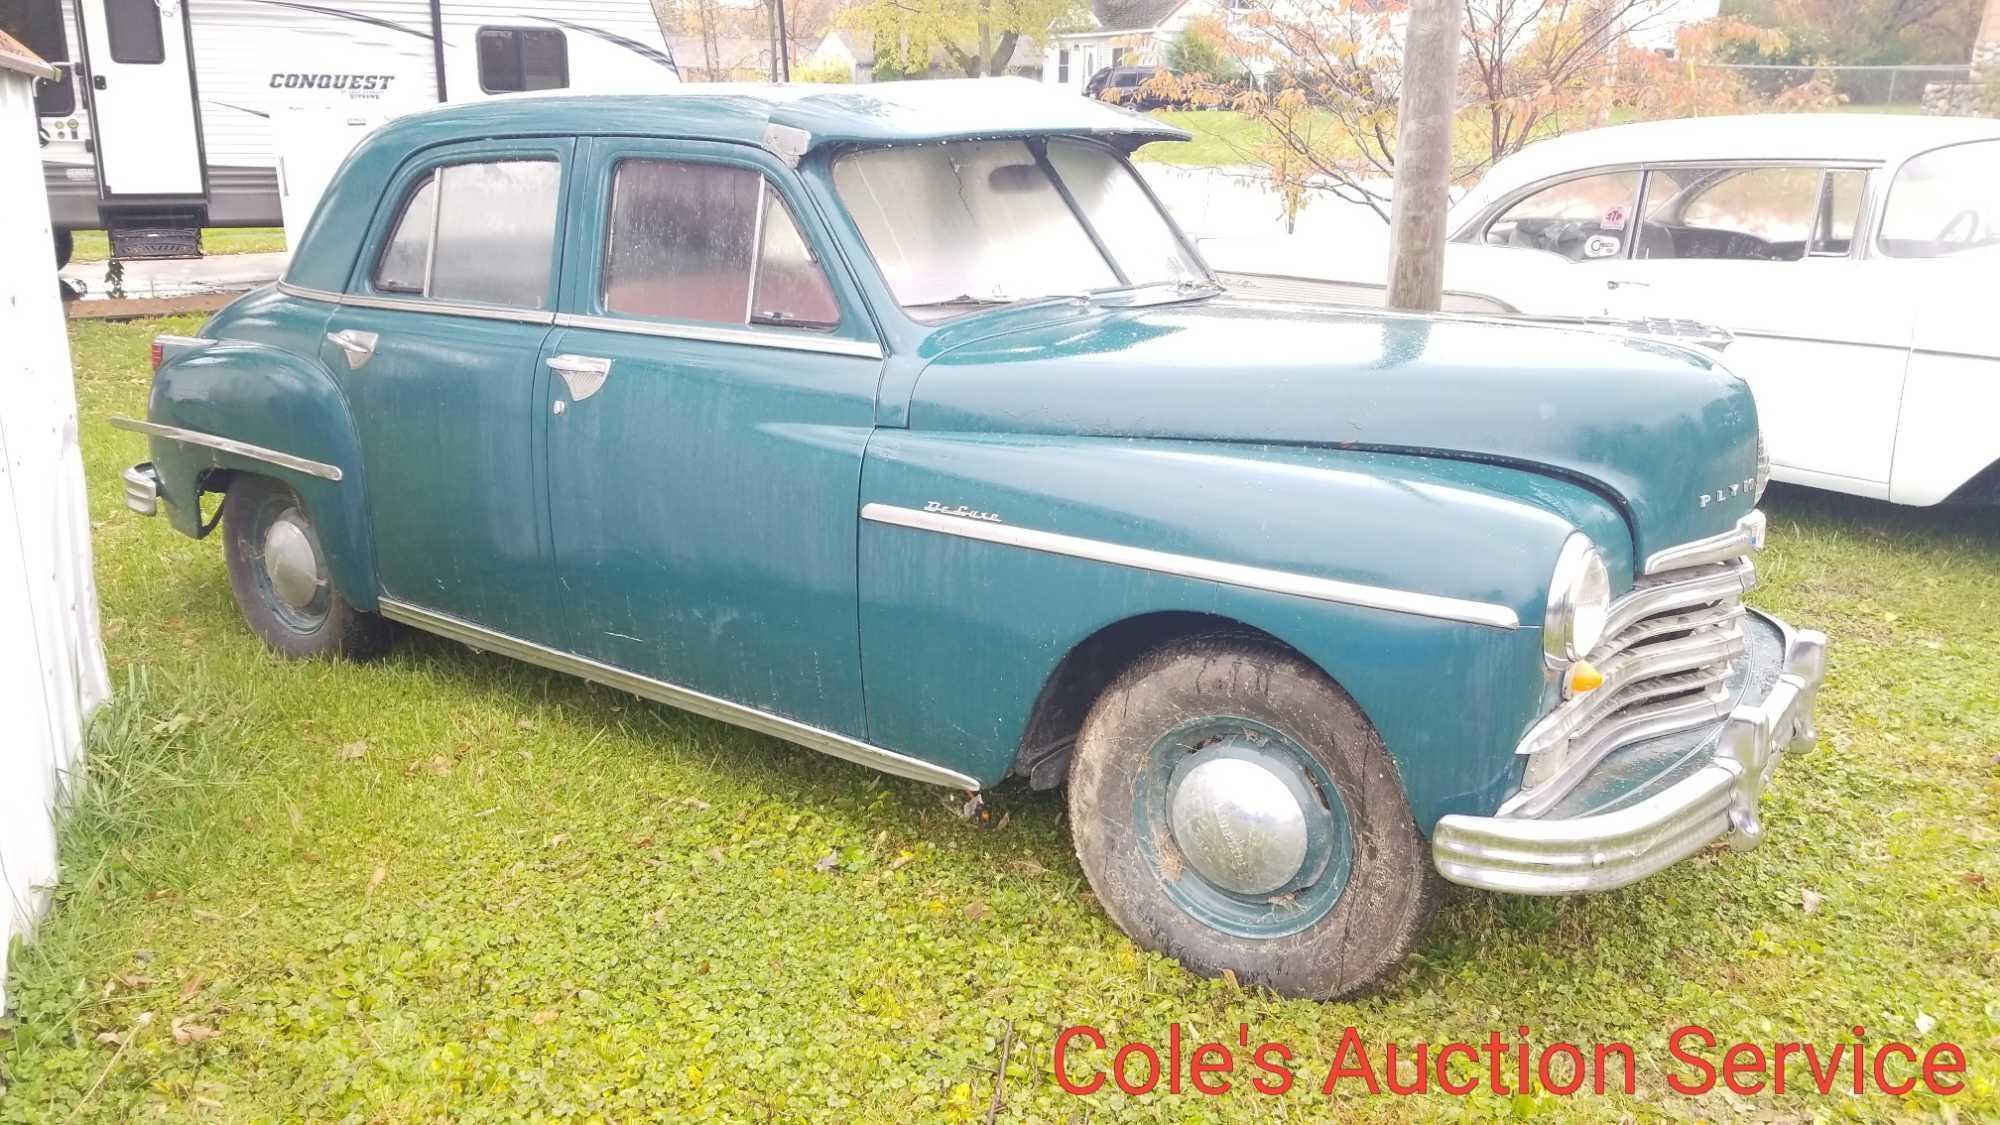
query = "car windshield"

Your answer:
(831, 137), (1208, 318)
(1878, 139), (2000, 258)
